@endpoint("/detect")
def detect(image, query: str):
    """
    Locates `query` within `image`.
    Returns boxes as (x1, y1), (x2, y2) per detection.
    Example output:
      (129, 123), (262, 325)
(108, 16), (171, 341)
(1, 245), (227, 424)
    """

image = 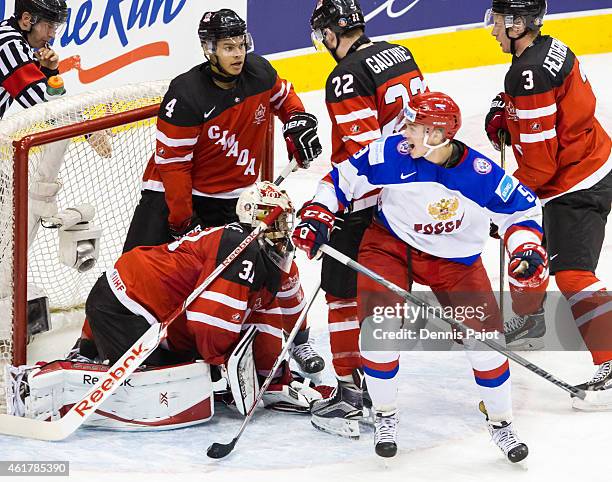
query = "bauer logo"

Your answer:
(473, 158), (492, 175)
(495, 175), (516, 202)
